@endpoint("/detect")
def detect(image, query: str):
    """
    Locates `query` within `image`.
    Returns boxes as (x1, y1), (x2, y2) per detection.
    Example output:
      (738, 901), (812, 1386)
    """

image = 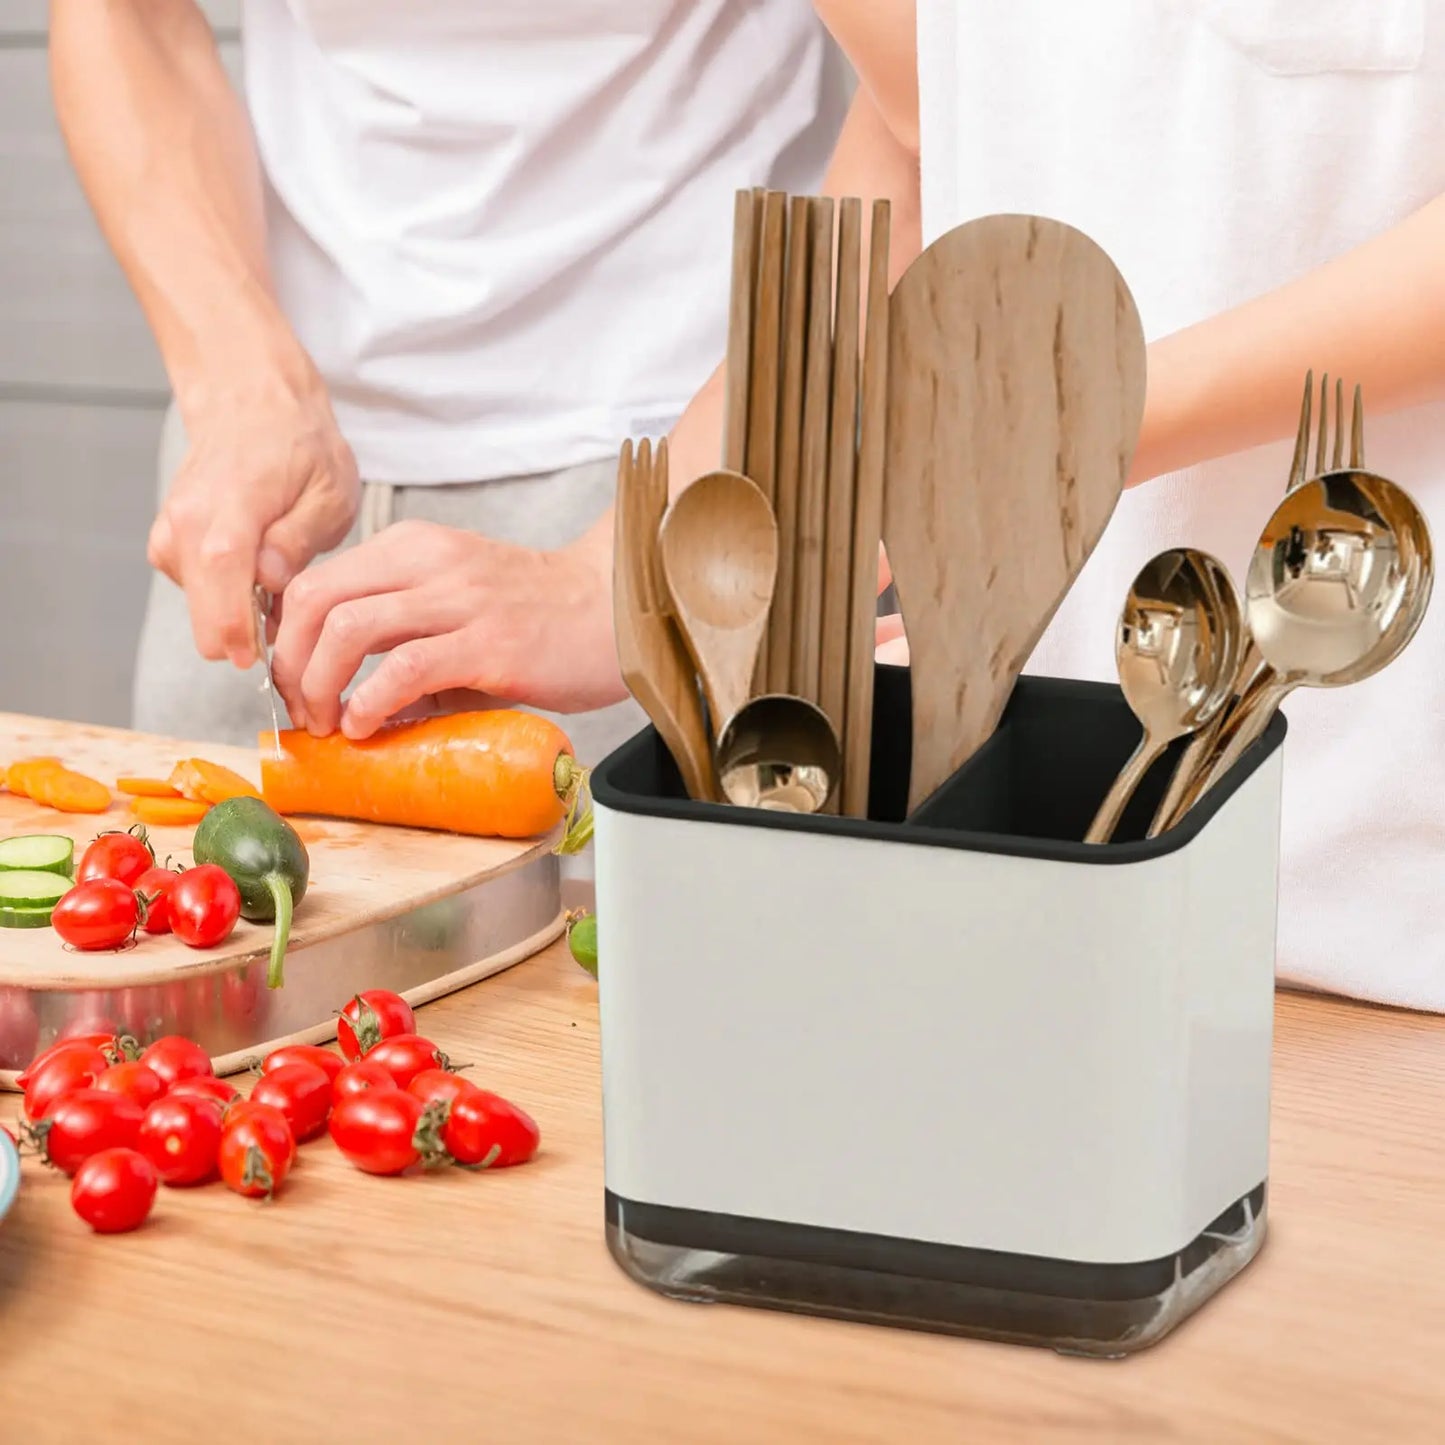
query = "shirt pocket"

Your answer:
(1166, 0), (1426, 76)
